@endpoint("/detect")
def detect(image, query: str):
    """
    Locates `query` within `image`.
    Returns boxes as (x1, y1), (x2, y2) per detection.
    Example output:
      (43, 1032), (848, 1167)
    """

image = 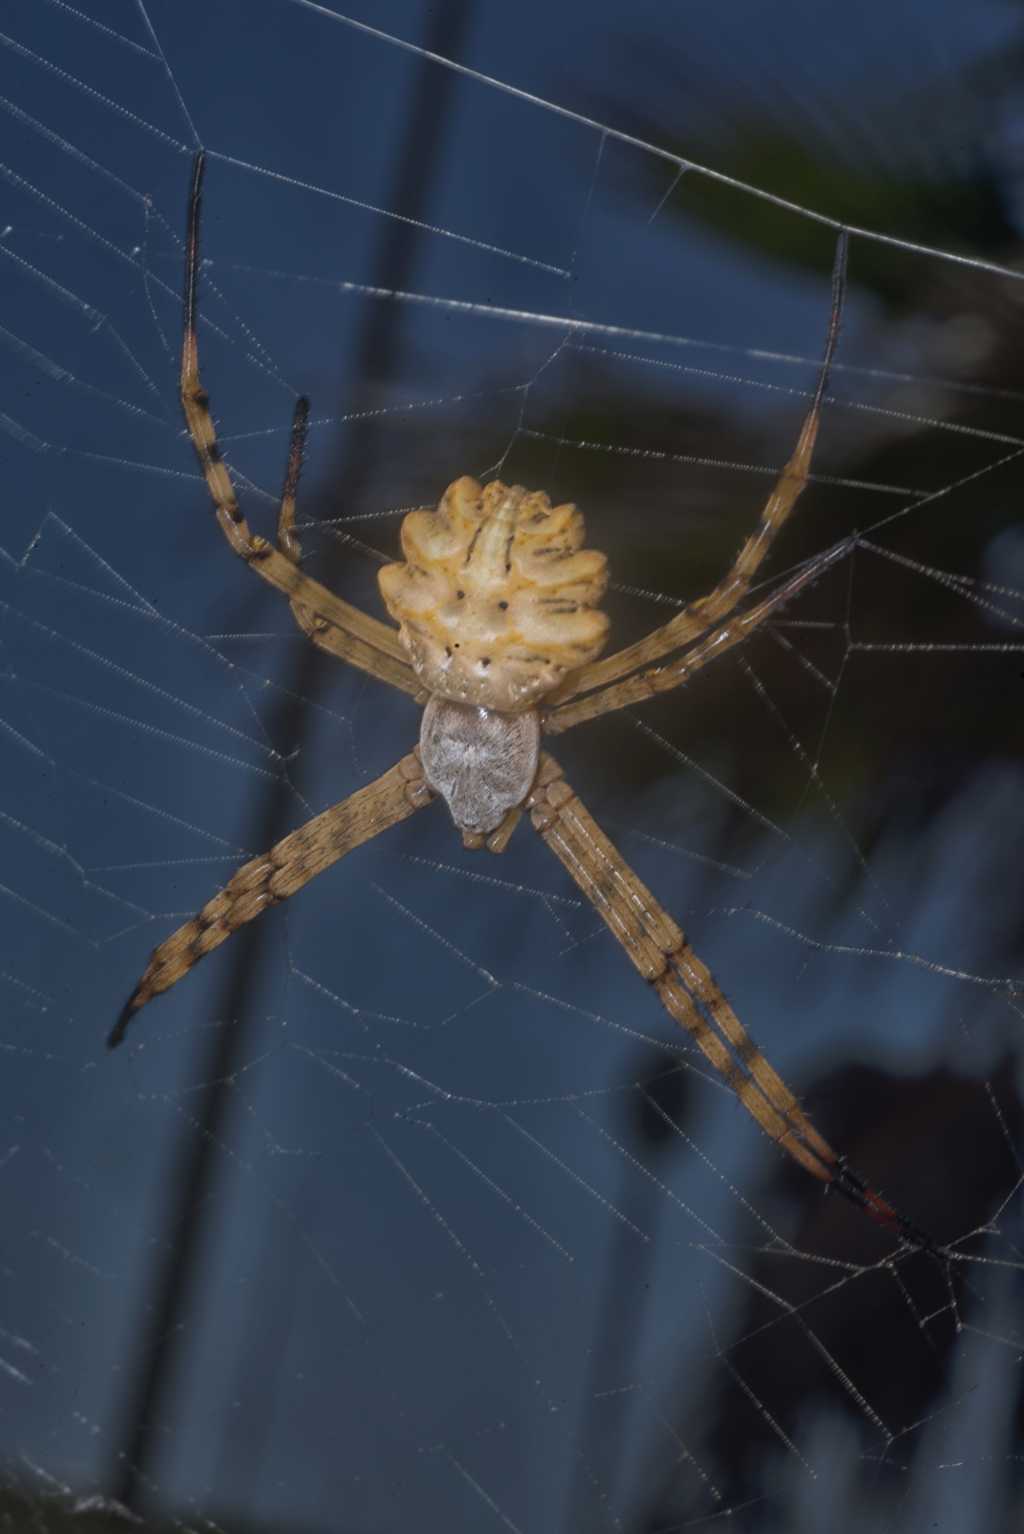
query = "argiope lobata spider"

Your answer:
(110, 153), (934, 1252)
